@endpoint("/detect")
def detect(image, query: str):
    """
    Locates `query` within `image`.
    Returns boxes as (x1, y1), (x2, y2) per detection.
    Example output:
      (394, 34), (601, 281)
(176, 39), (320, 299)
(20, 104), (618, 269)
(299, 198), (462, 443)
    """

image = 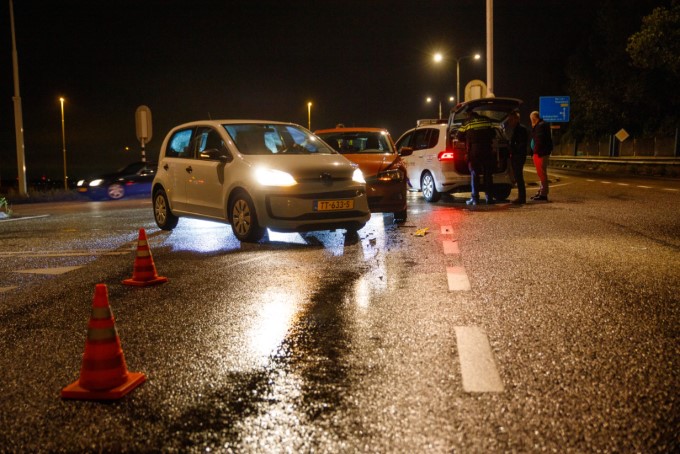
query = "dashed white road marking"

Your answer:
(637, 185), (652, 189)
(455, 326), (505, 393)
(447, 266), (471, 291)
(442, 240), (459, 255)
(14, 266), (83, 275)
(0, 286), (17, 293)
(663, 188), (679, 192)
(617, 183), (629, 186)
(601, 181), (612, 184)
